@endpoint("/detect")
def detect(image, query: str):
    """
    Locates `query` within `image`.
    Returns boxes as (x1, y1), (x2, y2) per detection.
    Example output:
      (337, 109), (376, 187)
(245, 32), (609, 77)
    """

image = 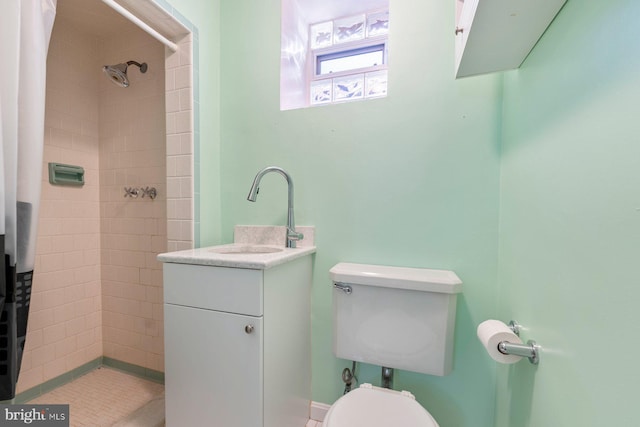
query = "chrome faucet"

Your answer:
(247, 166), (304, 248)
